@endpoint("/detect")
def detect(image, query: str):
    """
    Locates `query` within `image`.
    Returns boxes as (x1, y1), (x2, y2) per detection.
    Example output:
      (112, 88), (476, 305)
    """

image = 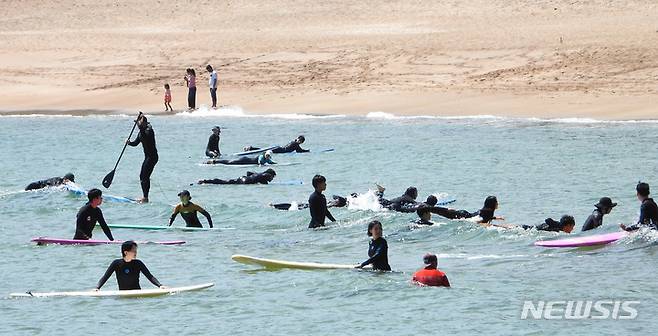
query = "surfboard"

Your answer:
(231, 254), (369, 270)
(269, 180), (304, 185)
(63, 183), (136, 203)
(232, 145), (278, 156)
(203, 162), (301, 167)
(436, 198), (457, 206)
(9, 283), (214, 298)
(96, 224), (219, 231)
(534, 231), (629, 248)
(31, 237), (186, 246)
